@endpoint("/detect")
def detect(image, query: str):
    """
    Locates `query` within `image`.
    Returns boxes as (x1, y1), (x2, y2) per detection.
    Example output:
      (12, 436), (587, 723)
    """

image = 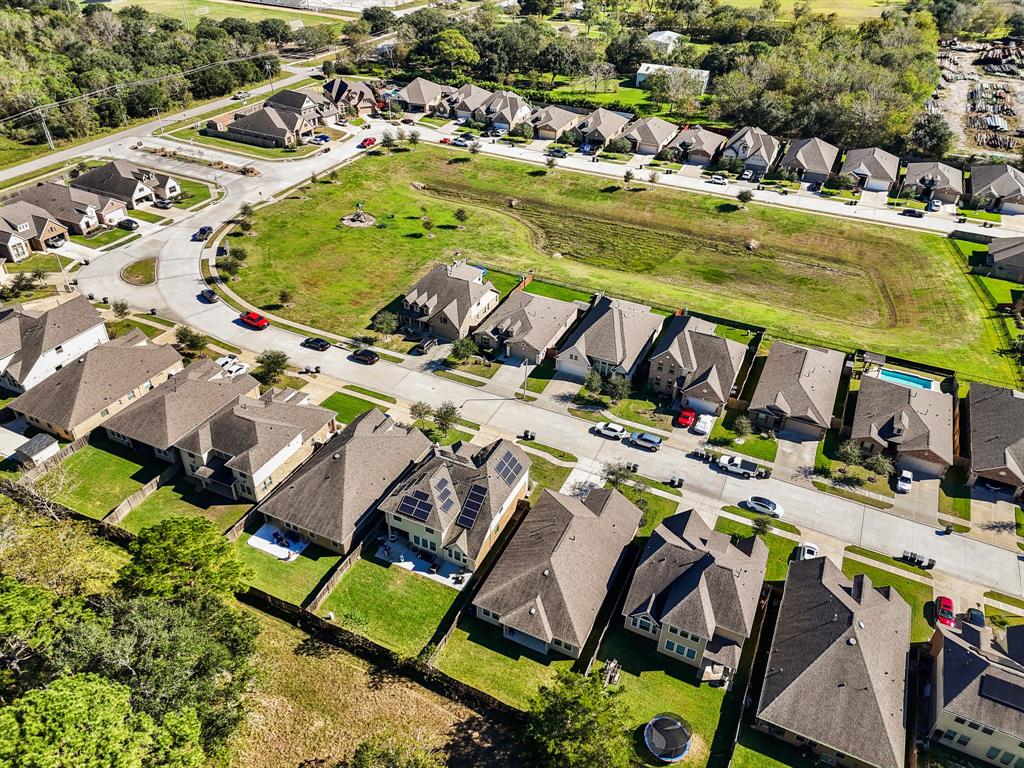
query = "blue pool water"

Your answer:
(878, 368), (935, 390)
